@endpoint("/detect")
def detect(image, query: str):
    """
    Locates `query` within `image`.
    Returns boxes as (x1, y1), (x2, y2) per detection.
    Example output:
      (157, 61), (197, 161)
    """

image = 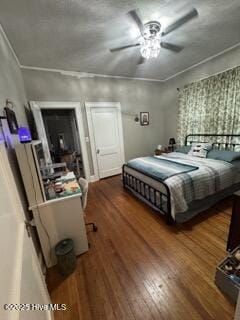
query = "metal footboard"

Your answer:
(122, 164), (174, 225)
